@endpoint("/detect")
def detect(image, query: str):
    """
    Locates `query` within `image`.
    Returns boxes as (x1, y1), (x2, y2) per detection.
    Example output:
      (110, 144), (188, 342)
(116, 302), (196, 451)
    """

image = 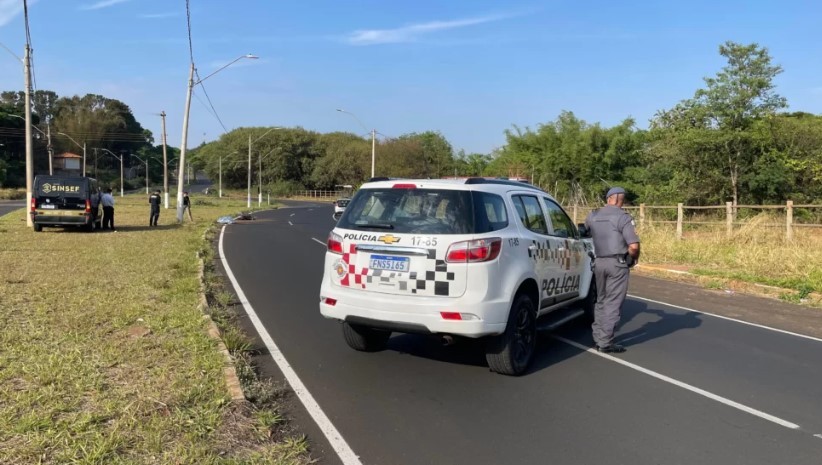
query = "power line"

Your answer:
(194, 69), (228, 133)
(185, 0), (194, 64)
